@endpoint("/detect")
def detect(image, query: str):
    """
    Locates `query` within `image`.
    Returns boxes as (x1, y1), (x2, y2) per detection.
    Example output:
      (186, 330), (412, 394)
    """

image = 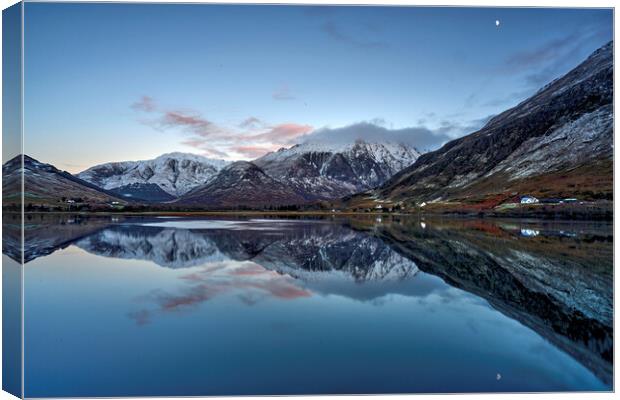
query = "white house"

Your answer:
(520, 196), (539, 204)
